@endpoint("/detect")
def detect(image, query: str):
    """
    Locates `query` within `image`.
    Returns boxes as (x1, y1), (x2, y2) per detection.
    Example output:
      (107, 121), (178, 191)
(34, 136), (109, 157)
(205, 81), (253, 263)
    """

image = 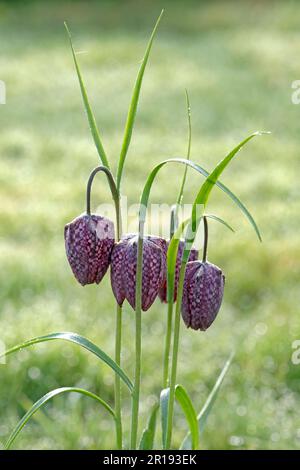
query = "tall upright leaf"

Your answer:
(65, 22), (110, 168)
(139, 403), (159, 450)
(176, 89), (192, 207)
(116, 10), (164, 190)
(160, 385), (199, 450)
